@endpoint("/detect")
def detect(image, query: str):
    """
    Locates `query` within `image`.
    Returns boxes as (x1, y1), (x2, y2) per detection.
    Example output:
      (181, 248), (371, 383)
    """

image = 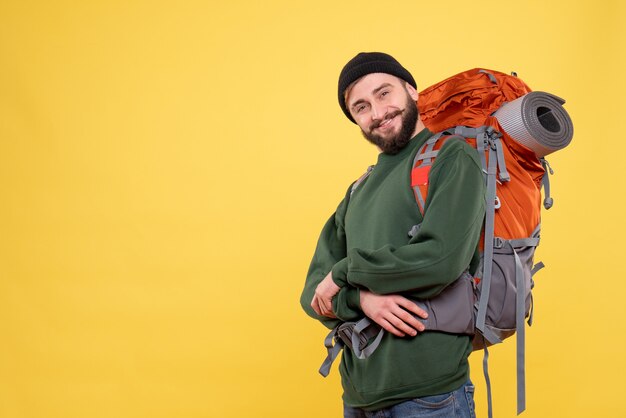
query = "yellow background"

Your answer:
(1, 0), (624, 417)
